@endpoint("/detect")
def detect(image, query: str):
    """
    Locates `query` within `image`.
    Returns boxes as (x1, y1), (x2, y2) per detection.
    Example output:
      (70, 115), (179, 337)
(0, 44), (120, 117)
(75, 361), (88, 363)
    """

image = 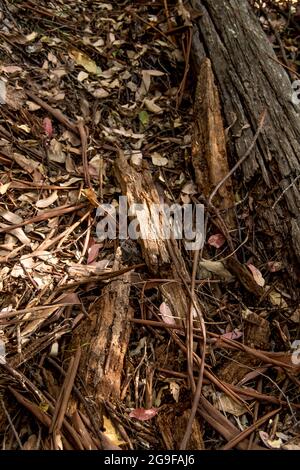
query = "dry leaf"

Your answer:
(208, 233), (226, 248)
(69, 48), (101, 75)
(291, 308), (300, 323)
(144, 98), (163, 114)
(0, 183), (11, 195)
(169, 381), (180, 402)
(36, 191), (58, 208)
(151, 152), (168, 167)
(221, 329), (243, 341)
(247, 264), (265, 287)
(48, 139), (66, 163)
(102, 416), (124, 449)
(1, 65), (22, 74)
(0, 209), (23, 225)
(268, 289), (288, 308)
(87, 243), (102, 264)
(129, 408), (158, 421)
(43, 117), (53, 138)
(267, 261), (284, 272)
(216, 393), (247, 417)
(159, 302), (176, 325)
(199, 260), (233, 281)
(259, 431), (282, 449)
